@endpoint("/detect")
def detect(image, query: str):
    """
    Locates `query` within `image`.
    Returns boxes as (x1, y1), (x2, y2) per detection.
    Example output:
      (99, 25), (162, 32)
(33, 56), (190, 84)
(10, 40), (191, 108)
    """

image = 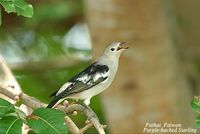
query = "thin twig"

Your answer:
(61, 104), (105, 134)
(64, 116), (80, 134)
(79, 122), (93, 134)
